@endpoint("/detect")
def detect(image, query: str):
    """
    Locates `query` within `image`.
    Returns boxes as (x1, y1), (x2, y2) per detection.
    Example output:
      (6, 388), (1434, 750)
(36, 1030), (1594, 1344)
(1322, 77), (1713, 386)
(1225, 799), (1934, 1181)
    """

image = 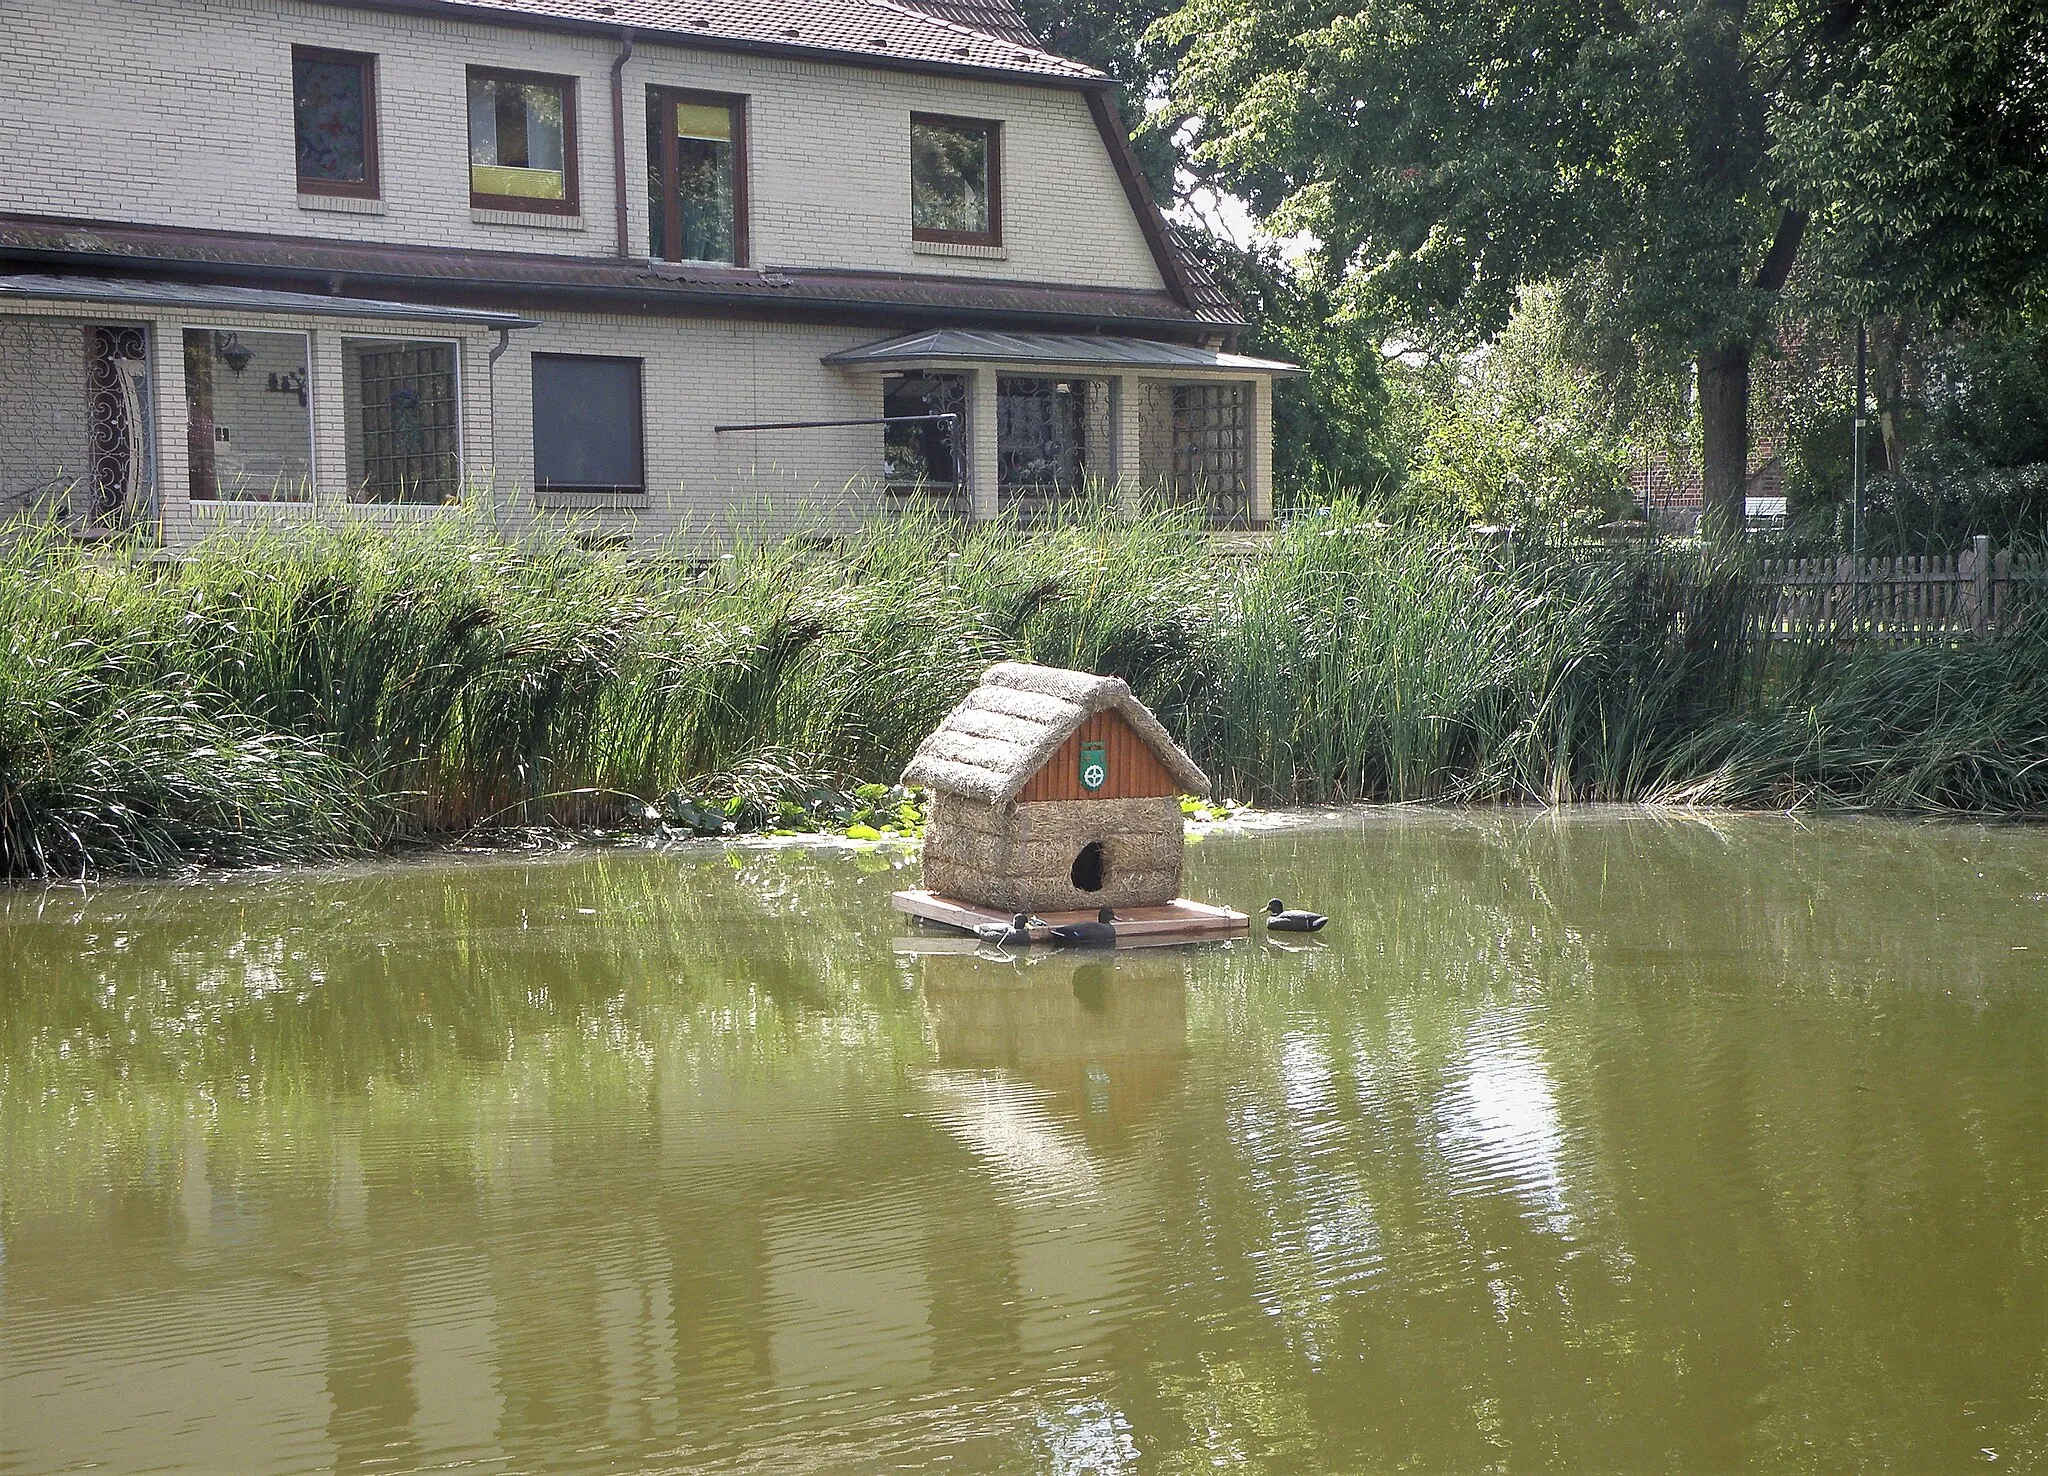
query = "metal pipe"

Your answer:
(611, 28), (636, 258)
(1852, 320), (1867, 559)
(713, 414), (958, 433)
